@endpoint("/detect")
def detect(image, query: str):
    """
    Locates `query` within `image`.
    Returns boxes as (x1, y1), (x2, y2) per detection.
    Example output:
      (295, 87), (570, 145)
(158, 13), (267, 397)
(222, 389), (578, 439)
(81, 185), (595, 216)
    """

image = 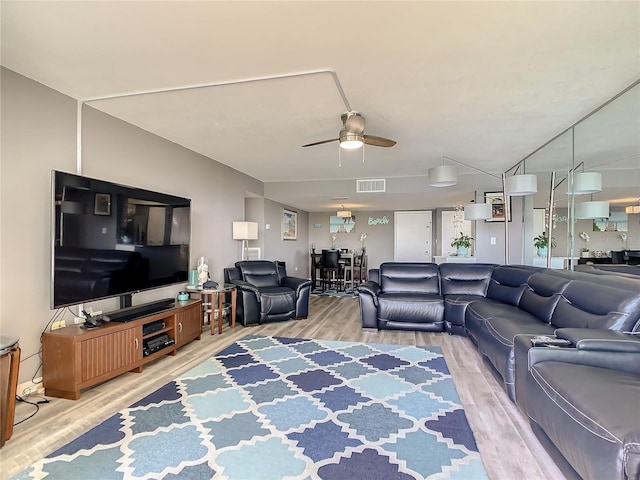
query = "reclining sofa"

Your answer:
(224, 260), (311, 326)
(357, 262), (640, 480)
